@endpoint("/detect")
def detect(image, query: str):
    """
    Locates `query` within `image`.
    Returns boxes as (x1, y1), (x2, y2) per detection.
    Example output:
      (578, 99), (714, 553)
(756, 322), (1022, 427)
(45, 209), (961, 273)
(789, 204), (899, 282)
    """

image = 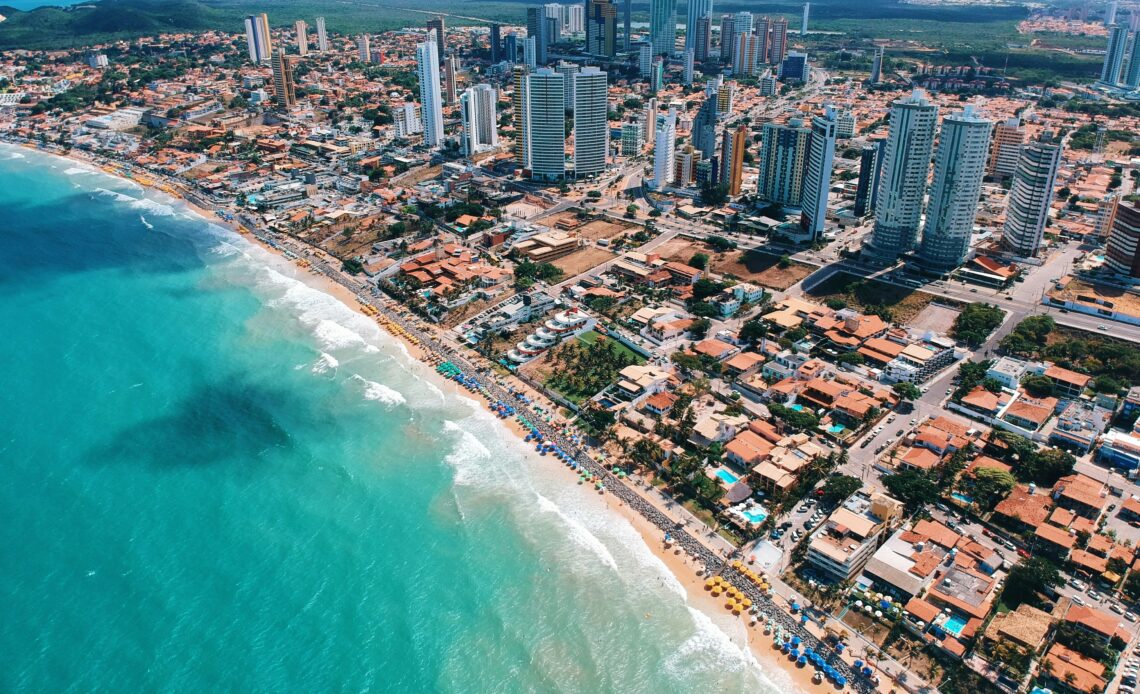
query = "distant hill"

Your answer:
(0, 0), (228, 49)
